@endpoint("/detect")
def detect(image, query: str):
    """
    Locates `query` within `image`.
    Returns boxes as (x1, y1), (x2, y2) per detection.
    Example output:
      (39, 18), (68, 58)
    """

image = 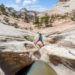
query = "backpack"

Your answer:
(40, 35), (43, 40)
